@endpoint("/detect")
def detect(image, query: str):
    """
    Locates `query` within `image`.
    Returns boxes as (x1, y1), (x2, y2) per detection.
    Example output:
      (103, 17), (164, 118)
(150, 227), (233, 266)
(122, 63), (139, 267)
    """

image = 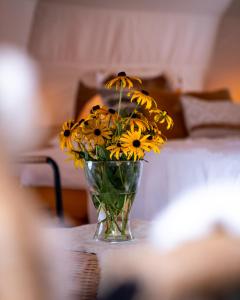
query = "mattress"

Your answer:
(17, 137), (240, 221)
